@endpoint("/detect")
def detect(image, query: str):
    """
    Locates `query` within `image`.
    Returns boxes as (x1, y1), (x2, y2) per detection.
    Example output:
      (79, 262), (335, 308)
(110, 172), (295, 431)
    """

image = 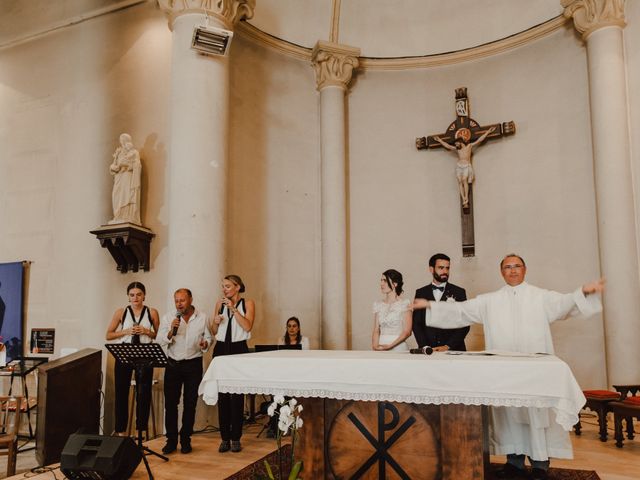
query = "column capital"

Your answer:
(562, 0), (626, 40)
(158, 0), (255, 30)
(312, 41), (360, 91)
